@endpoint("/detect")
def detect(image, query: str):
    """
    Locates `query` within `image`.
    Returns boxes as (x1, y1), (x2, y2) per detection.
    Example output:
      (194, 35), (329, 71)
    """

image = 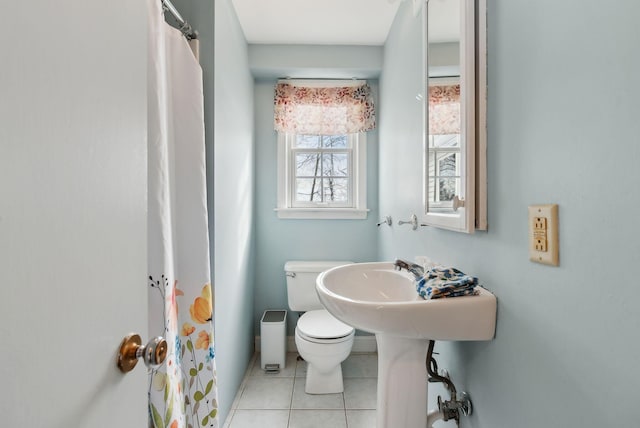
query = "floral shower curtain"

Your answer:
(147, 1), (218, 427)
